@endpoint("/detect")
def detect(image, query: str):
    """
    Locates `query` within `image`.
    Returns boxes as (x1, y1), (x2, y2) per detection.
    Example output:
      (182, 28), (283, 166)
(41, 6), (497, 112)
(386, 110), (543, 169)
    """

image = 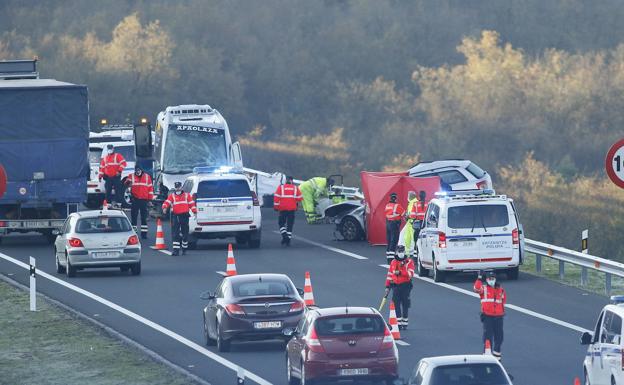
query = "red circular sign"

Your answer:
(605, 138), (624, 189)
(0, 164), (5, 198)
